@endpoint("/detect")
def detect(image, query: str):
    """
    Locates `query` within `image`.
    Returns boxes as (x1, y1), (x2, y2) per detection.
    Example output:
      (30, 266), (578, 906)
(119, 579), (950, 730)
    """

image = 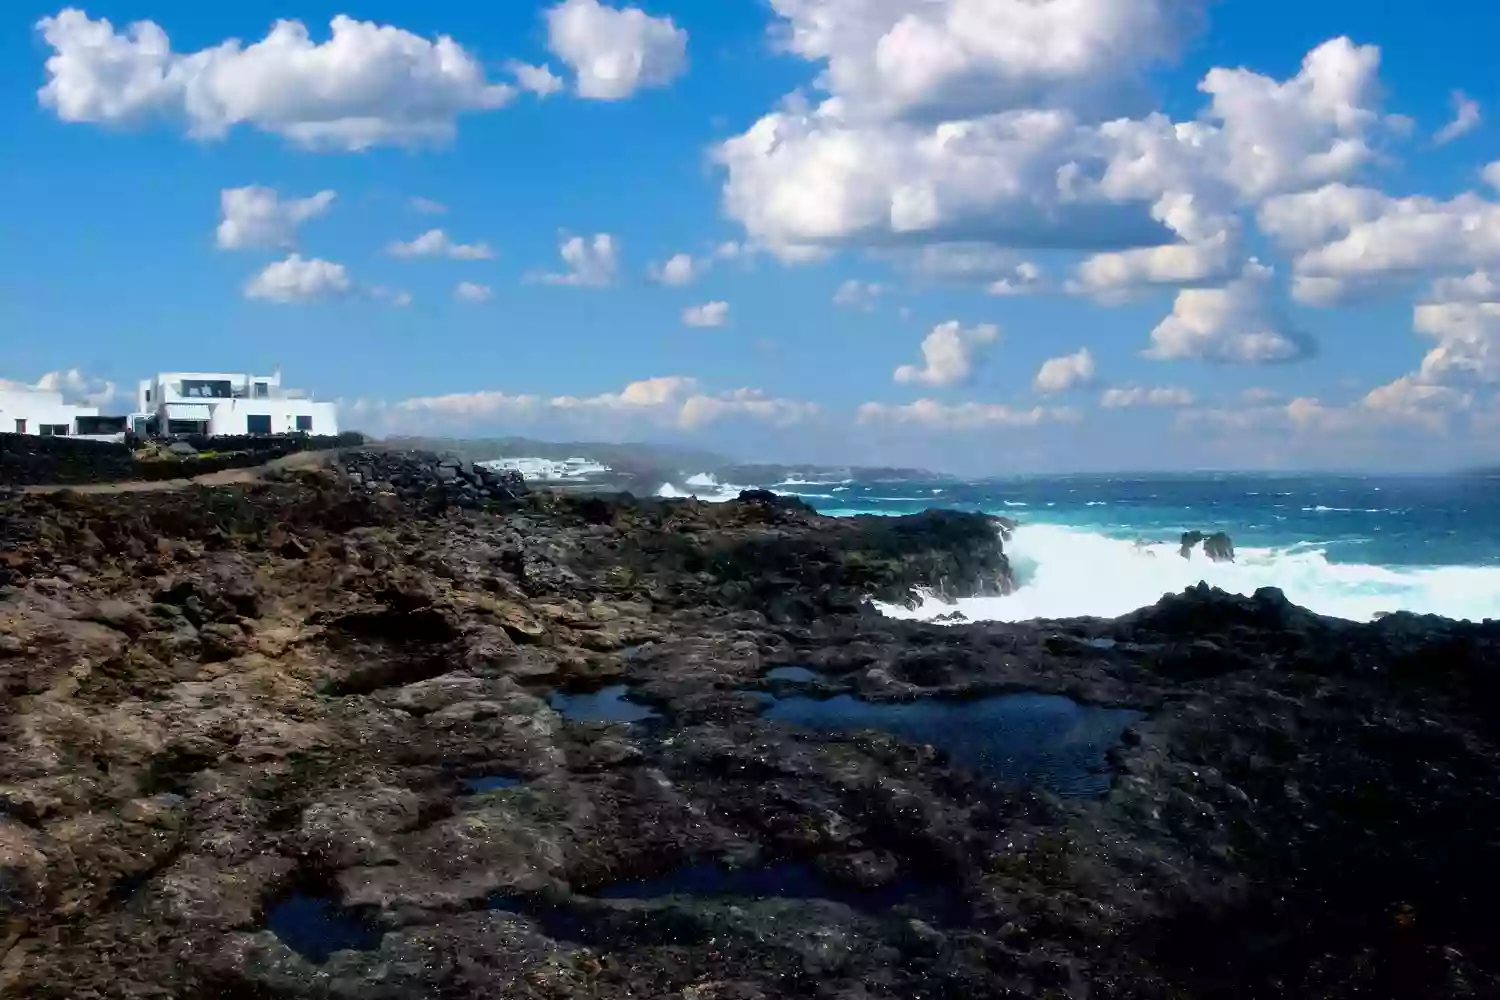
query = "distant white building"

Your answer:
(0, 383), (101, 437)
(481, 456), (610, 481)
(133, 370), (338, 437)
